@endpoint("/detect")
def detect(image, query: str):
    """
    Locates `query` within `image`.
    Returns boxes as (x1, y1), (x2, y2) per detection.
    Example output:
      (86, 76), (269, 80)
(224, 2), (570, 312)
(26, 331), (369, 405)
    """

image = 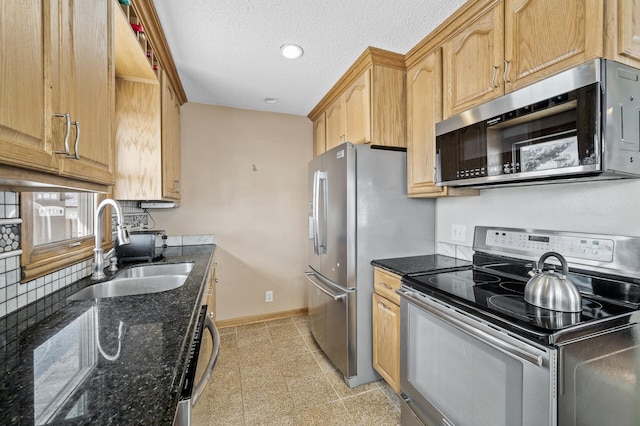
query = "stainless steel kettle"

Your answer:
(524, 252), (582, 312)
